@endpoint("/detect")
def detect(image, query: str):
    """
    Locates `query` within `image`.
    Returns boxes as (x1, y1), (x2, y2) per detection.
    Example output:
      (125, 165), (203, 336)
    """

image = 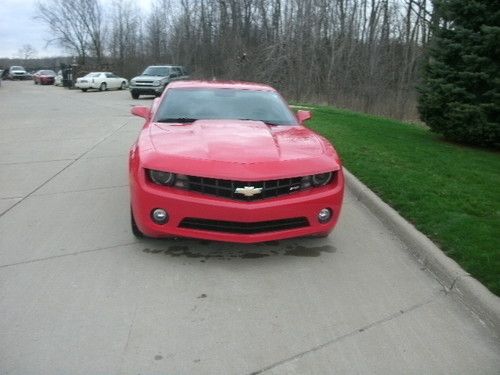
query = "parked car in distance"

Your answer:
(75, 72), (128, 92)
(8, 66), (29, 80)
(33, 70), (56, 85)
(129, 80), (345, 243)
(129, 65), (189, 99)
